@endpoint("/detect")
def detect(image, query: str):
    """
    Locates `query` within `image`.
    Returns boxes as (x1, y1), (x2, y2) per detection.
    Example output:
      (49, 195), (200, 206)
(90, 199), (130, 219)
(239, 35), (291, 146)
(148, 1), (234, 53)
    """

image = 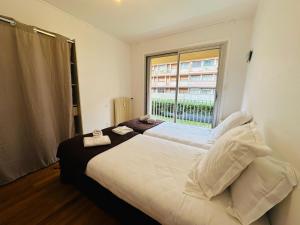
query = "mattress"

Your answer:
(144, 122), (213, 149)
(86, 135), (269, 225)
